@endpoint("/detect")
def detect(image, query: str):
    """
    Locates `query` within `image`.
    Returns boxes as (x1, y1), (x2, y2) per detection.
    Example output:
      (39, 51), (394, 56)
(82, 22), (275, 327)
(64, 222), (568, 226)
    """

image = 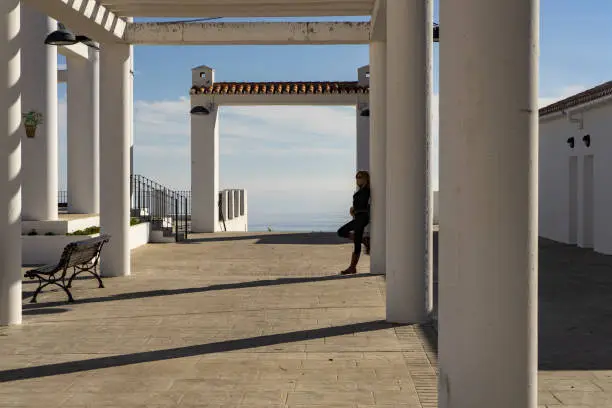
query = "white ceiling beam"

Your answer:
(125, 21), (371, 45)
(58, 43), (91, 60)
(98, 1), (373, 18)
(370, 0), (386, 41)
(22, 0), (127, 43)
